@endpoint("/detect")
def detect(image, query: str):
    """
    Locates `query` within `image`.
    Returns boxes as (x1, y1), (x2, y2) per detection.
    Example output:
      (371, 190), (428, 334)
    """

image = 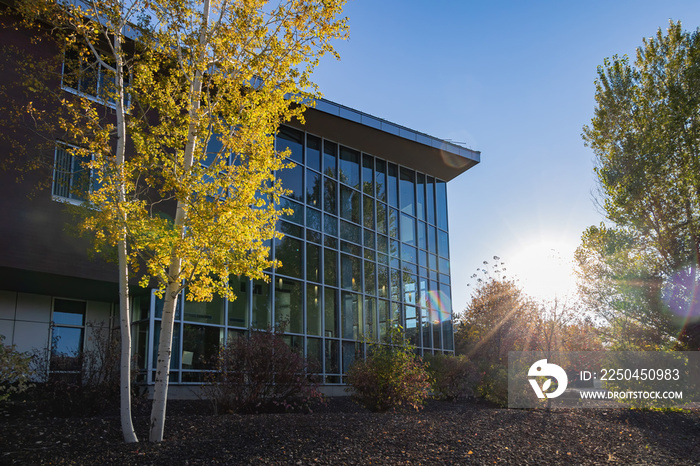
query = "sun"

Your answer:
(506, 238), (578, 302)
